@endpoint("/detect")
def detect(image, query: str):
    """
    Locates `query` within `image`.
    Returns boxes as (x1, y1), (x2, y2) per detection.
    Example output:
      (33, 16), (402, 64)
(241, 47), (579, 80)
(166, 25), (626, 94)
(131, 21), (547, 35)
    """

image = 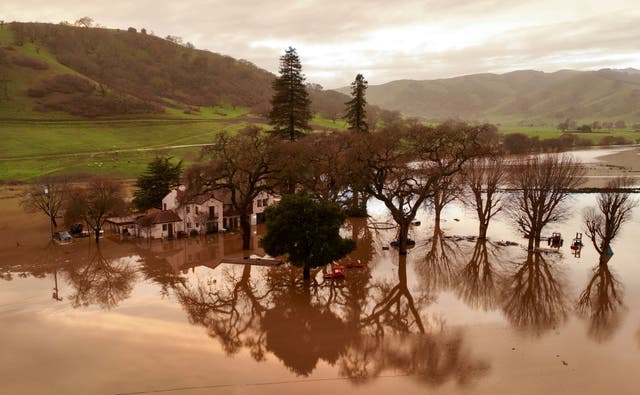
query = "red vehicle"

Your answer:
(323, 265), (345, 279)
